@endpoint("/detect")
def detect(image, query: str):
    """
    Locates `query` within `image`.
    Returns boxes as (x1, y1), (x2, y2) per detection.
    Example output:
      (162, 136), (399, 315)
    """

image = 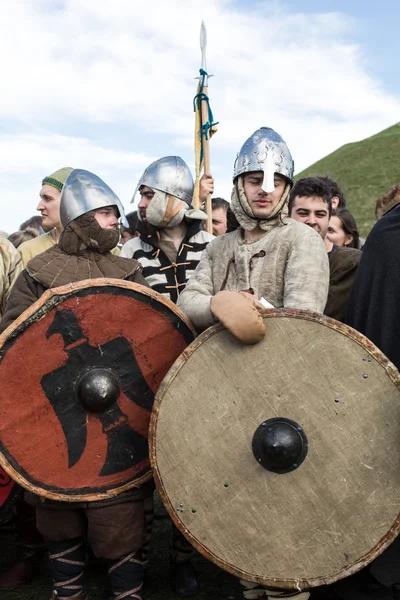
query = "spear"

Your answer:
(193, 21), (218, 233)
